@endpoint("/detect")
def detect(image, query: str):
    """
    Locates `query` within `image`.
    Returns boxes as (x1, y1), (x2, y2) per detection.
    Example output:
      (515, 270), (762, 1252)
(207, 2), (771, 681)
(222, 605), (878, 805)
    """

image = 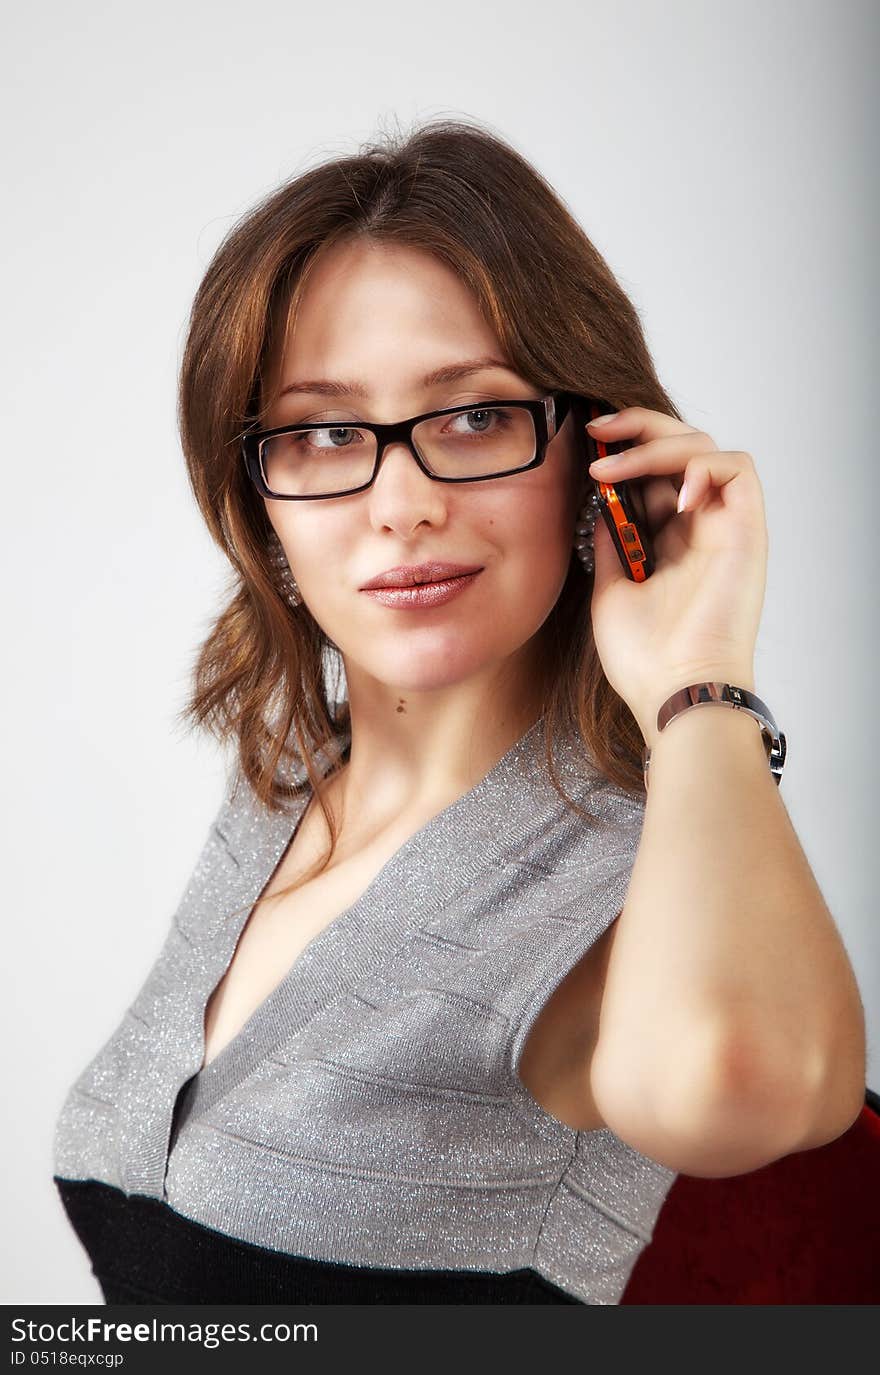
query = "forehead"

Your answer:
(264, 239), (511, 401)
(293, 238), (476, 316)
